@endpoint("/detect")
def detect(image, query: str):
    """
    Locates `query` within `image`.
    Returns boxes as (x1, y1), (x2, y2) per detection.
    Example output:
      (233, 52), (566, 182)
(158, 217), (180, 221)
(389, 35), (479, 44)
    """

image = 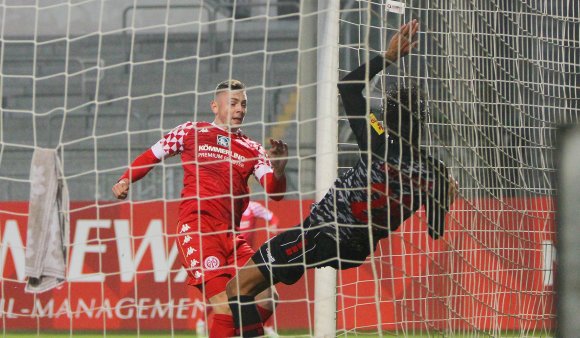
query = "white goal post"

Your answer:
(557, 125), (580, 337)
(314, 1), (340, 337)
